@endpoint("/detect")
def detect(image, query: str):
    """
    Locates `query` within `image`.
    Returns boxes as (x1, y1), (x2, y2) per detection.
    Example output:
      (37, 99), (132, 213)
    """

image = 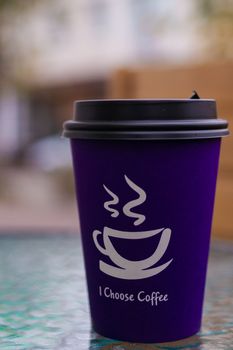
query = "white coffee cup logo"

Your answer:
(93, 175), (173, 280)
